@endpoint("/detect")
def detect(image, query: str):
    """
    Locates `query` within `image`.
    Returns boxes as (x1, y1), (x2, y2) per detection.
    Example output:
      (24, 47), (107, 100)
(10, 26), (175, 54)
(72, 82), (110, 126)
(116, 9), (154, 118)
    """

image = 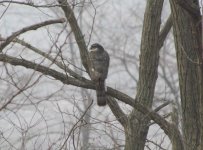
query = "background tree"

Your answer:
(0, 0), (202, 150)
